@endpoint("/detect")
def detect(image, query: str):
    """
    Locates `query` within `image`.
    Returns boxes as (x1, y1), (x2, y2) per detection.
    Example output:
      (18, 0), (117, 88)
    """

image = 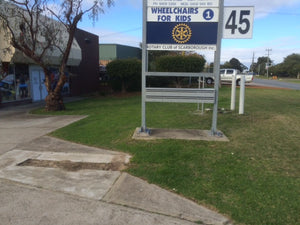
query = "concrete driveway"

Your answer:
(0, 102), (232, 225)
